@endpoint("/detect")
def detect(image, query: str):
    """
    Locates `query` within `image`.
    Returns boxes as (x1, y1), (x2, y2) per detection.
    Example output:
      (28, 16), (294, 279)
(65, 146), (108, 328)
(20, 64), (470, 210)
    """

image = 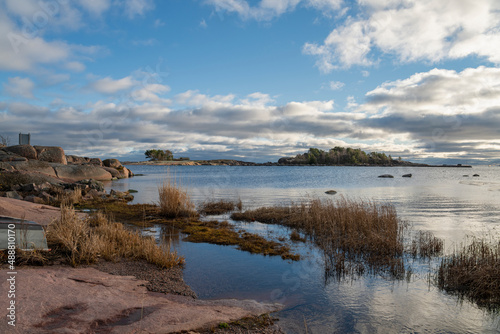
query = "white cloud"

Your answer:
(90, 76), (136, 94)
(78, 0), (111, 15)
(64, 61), (86, 72)
(305, 0), (500, 71)
(3, 77), (35, 99)
(327, 81), (345, 90)
(131, 84), (171, 104)
(200, 19), (208, 28)
(154, 19), (165, 27)
(206, 0), (301, 21)
(123, 0), (155, 18)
